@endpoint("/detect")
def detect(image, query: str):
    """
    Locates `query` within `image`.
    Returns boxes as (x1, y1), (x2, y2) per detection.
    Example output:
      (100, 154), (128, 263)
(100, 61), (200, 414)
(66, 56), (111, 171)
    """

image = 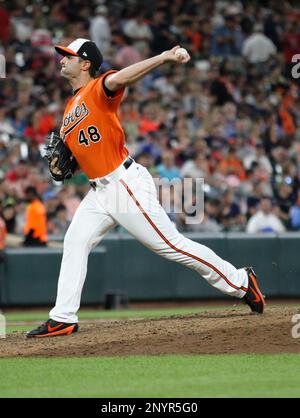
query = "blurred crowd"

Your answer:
(1, 0), (300, 246)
